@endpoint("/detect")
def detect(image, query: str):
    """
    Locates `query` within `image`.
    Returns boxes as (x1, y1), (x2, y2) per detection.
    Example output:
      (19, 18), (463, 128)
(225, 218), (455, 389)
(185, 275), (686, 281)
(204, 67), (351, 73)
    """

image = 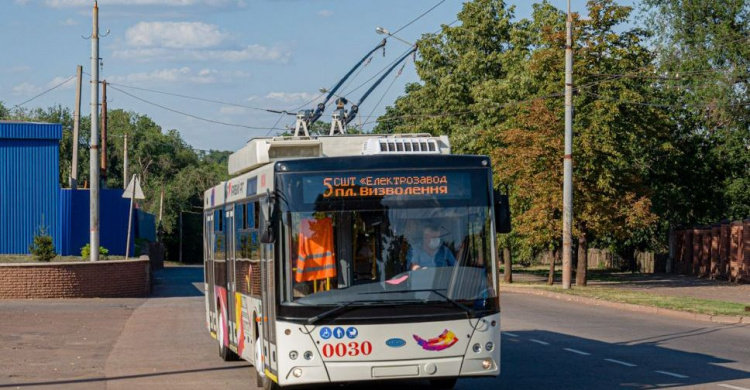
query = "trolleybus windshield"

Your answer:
(276, 169), (498, 319)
